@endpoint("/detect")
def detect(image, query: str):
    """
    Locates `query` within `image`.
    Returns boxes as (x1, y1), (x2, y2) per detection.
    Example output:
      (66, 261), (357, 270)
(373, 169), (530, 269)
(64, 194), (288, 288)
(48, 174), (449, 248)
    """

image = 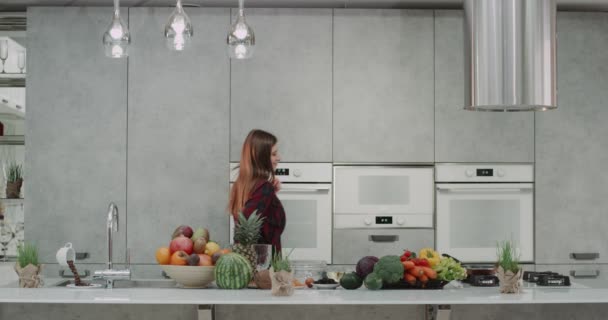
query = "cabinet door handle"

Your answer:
(75, 252), (89, 260)
(570, 270), (600, 278)
(570, 252), (599, 260)
(369, 235), (398, 243)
